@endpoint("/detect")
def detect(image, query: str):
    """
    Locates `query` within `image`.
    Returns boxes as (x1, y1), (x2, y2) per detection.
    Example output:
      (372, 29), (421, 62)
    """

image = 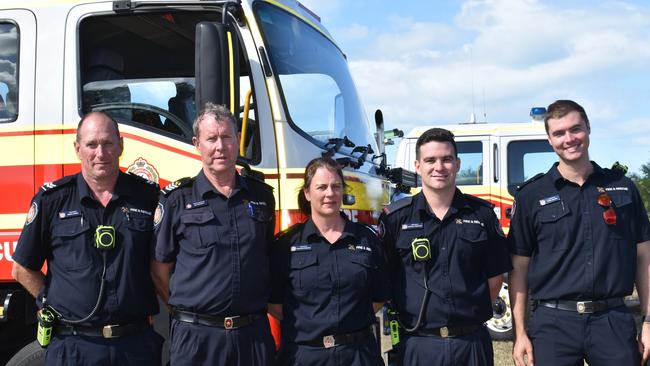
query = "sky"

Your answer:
(300, 0), (650, 174)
